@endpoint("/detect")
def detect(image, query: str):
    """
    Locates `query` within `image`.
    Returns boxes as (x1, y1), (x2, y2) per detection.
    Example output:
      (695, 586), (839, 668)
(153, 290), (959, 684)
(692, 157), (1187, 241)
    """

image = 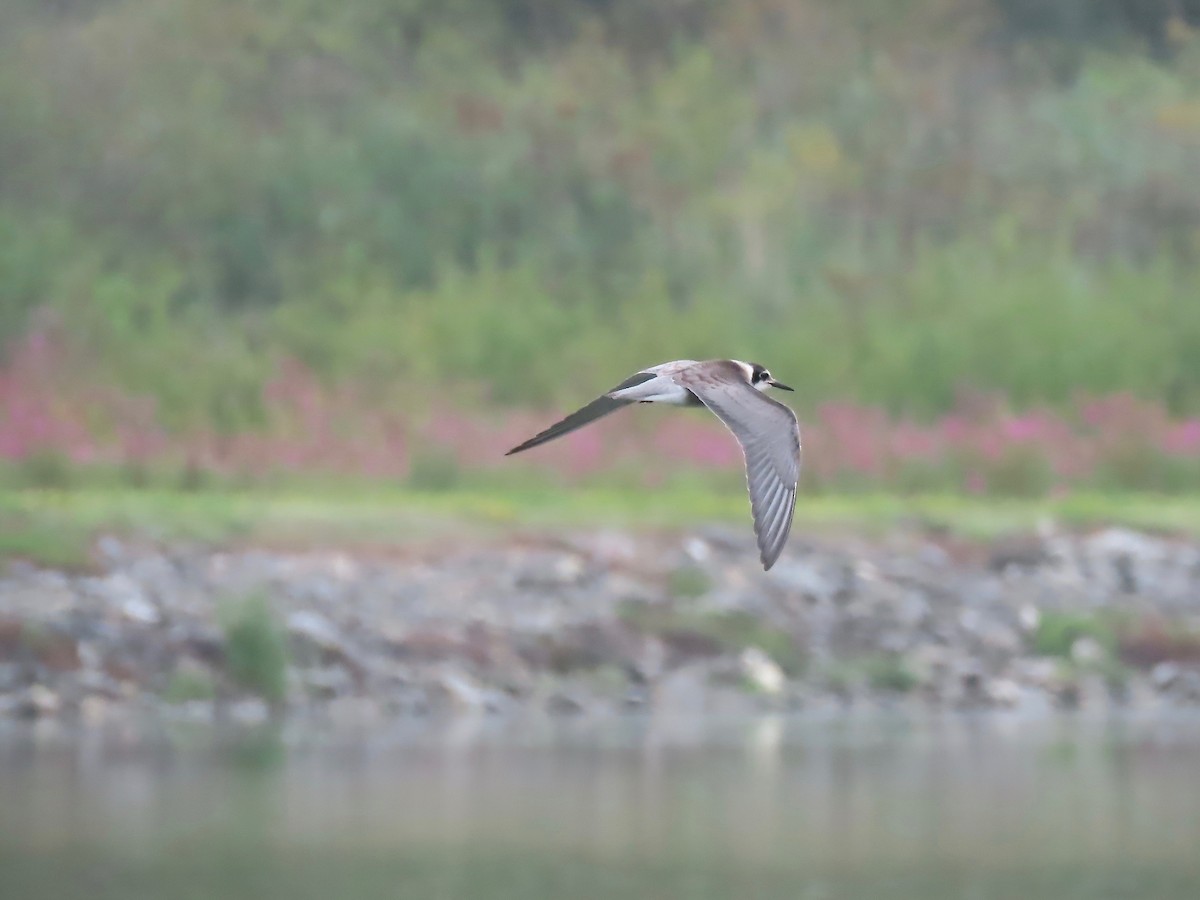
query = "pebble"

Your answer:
(1071, 636), (1106, 666)
(739, 647), (785, 695)
(429, 669), (490, 712)
(16, 685), (60, 719)
(1152, 662), (1182, 691)
(0, 524), (1198, 723)
(122, 596), (161, 626)
(287, 611), (345, 653)
(225, 698), (271, 725)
